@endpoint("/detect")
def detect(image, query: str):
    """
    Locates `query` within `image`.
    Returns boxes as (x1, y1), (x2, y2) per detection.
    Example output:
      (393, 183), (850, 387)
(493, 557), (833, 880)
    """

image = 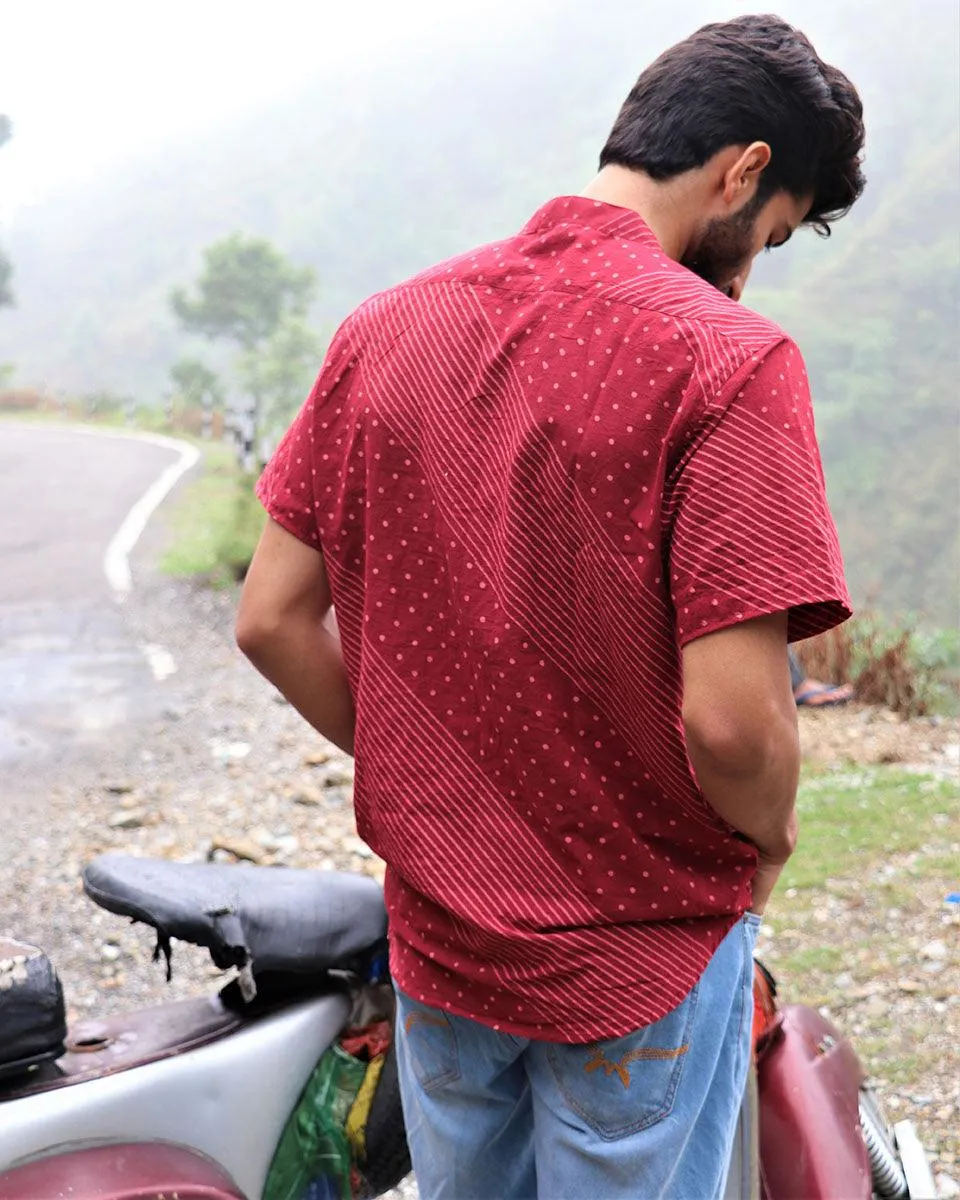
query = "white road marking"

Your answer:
(4, 422), (203, 683)
(100, 431), (202, 602)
